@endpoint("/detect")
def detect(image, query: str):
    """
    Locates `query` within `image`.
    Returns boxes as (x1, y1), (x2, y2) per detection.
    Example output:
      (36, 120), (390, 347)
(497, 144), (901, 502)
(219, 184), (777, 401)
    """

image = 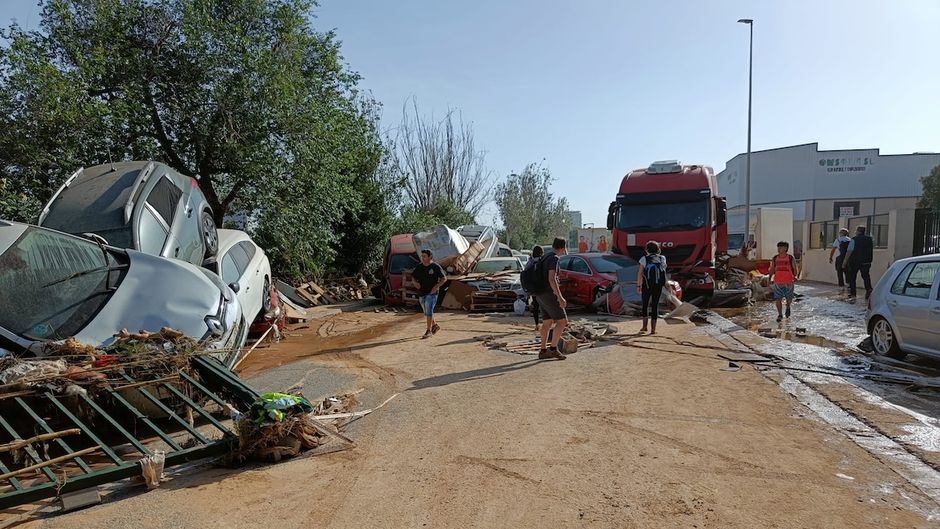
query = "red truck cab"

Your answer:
(382, 234), (419, 305)
(607, 161), (727, 297)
